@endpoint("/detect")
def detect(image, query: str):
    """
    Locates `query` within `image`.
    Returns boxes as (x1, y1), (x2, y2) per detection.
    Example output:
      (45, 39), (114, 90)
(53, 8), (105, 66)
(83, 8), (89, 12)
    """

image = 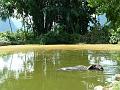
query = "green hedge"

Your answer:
(41, 31), (80, 44)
